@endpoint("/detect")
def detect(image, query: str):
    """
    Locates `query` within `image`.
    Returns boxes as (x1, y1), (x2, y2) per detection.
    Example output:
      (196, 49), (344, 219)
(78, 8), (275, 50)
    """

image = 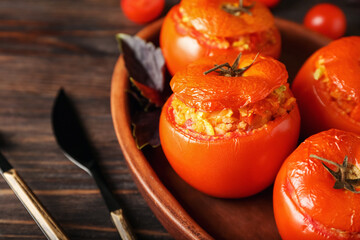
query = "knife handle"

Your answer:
(90, 167), (136, 240)
(111, 209), (136, 240)
(2, 169), (68, 240)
